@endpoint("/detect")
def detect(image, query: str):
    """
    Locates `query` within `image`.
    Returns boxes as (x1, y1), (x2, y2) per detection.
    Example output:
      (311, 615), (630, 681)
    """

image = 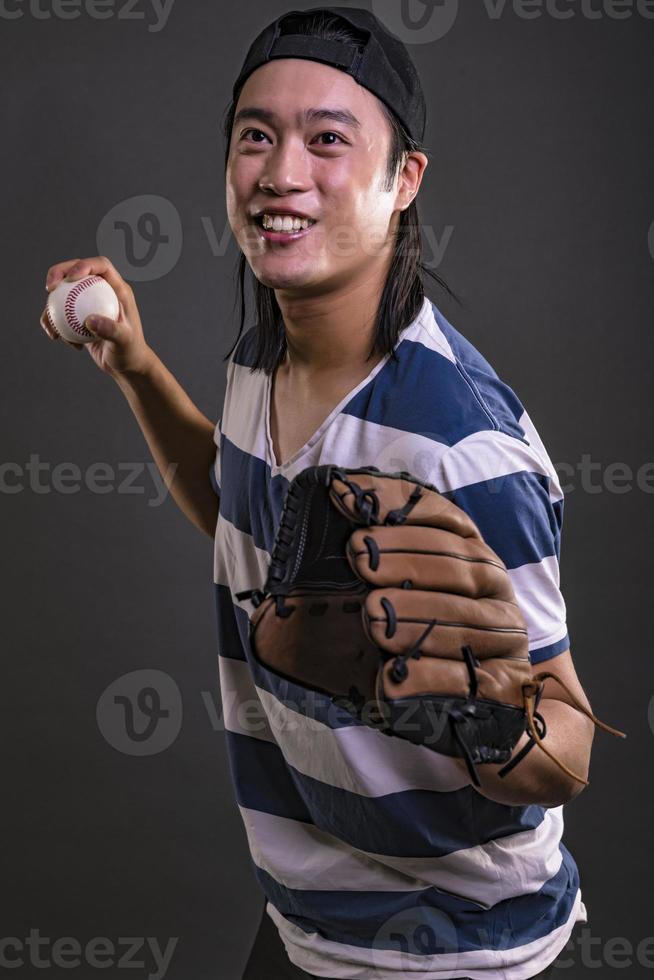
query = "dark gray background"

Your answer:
(2, 1), (652, 977)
